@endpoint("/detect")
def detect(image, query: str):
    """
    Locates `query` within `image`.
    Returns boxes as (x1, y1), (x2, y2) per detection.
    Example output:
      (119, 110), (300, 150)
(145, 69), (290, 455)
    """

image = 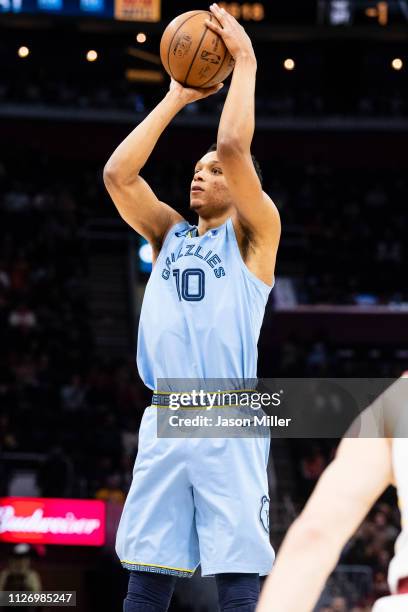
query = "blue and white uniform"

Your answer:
(116, 218), (275, 577)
